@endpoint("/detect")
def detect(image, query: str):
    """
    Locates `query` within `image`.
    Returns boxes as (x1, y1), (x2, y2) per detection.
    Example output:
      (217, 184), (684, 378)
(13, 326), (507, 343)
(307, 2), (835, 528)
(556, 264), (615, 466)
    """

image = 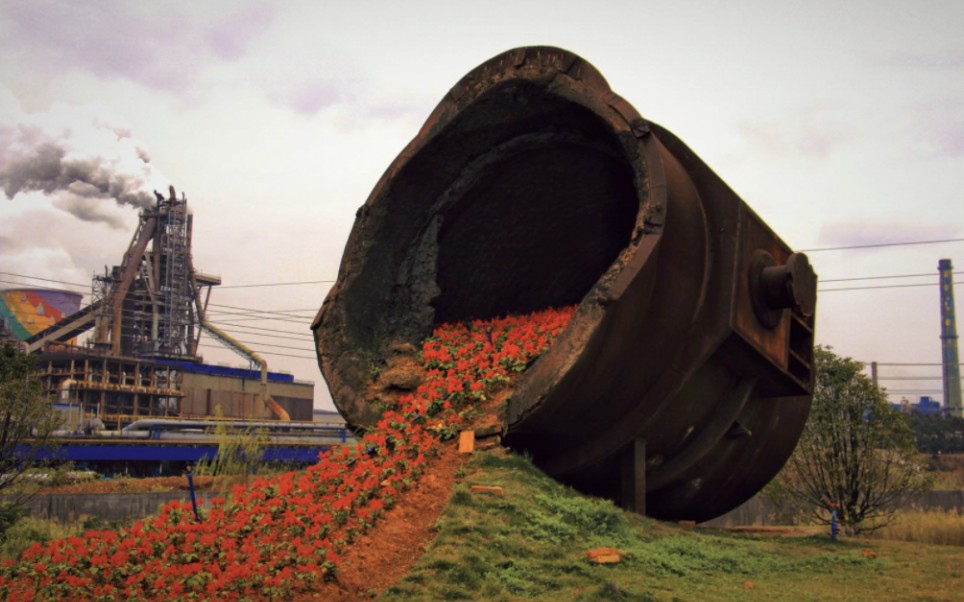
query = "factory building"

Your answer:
(5, 187), (314, 430)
